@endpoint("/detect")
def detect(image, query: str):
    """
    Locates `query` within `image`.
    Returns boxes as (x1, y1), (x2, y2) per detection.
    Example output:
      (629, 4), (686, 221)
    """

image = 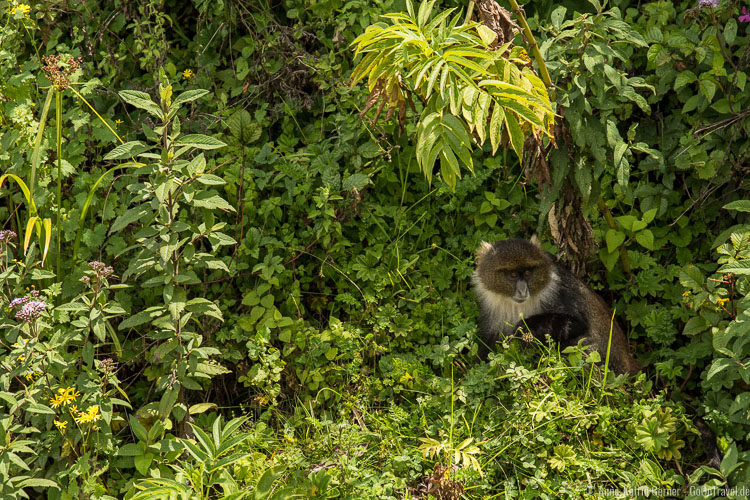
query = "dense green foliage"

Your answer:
(1, 0), (750, 498)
